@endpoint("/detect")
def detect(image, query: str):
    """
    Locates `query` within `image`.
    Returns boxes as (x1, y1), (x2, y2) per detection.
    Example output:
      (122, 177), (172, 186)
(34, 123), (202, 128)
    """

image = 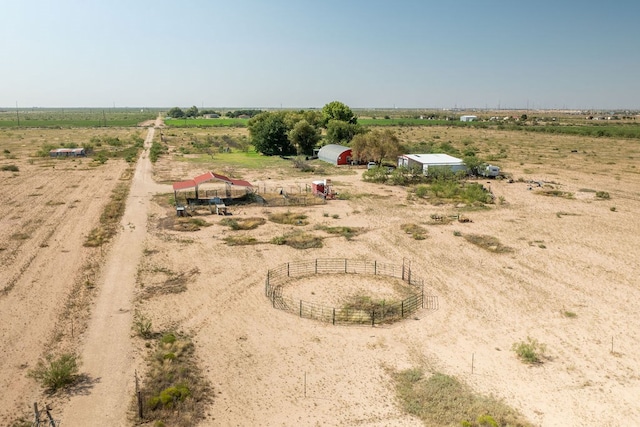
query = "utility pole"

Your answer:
(16, 101), (20, 126)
